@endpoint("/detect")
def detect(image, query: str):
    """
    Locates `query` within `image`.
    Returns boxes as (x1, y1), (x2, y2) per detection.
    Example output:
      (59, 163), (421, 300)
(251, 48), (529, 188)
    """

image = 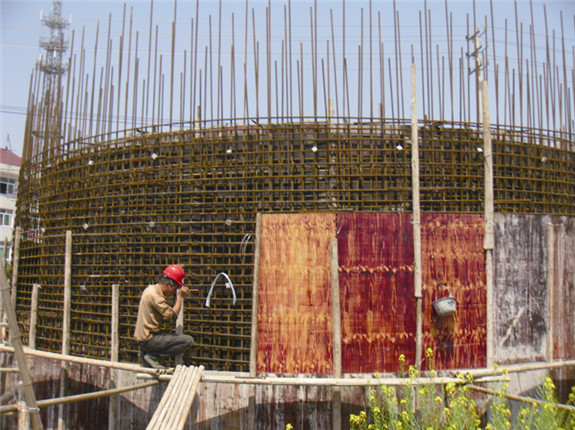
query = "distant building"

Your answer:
(0, 148), (21, 260)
